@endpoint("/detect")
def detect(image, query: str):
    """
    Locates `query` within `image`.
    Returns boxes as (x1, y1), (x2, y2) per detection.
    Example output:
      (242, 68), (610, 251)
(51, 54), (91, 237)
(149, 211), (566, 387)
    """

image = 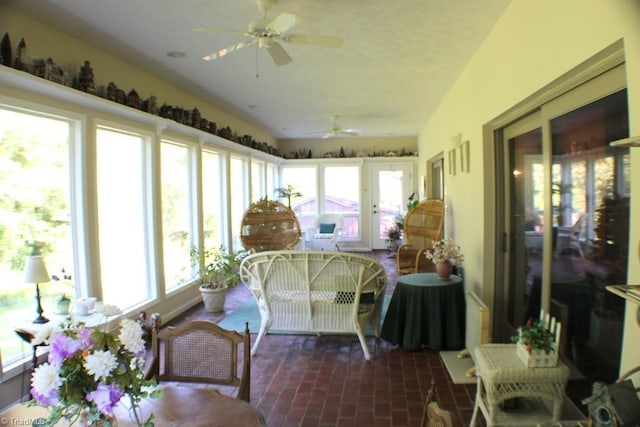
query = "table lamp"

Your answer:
(24, 255), (51, 324)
